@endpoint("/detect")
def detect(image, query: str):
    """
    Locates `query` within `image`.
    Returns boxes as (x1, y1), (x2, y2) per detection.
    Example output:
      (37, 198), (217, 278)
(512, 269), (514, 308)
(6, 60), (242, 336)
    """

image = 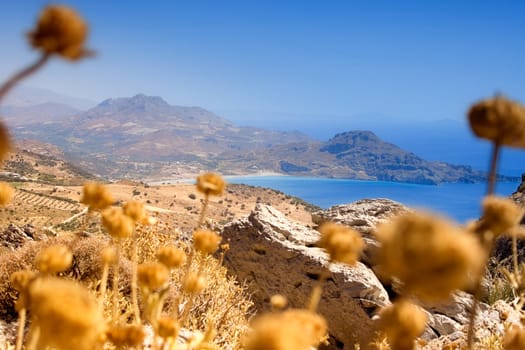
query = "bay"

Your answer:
(226, 176), (520, 224)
